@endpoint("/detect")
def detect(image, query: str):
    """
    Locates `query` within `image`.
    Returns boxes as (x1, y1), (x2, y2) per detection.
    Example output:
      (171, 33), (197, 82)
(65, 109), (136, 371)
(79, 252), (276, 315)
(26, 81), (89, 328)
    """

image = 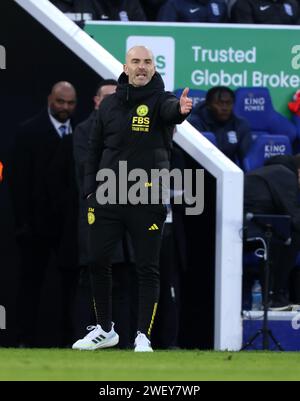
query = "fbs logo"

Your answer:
(88, 207), (95, 225)
(126, 36), (175, 91)
(148, 223), (159, 231)
(132, 116), (150, 132)
(132, 104), (150, 132)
